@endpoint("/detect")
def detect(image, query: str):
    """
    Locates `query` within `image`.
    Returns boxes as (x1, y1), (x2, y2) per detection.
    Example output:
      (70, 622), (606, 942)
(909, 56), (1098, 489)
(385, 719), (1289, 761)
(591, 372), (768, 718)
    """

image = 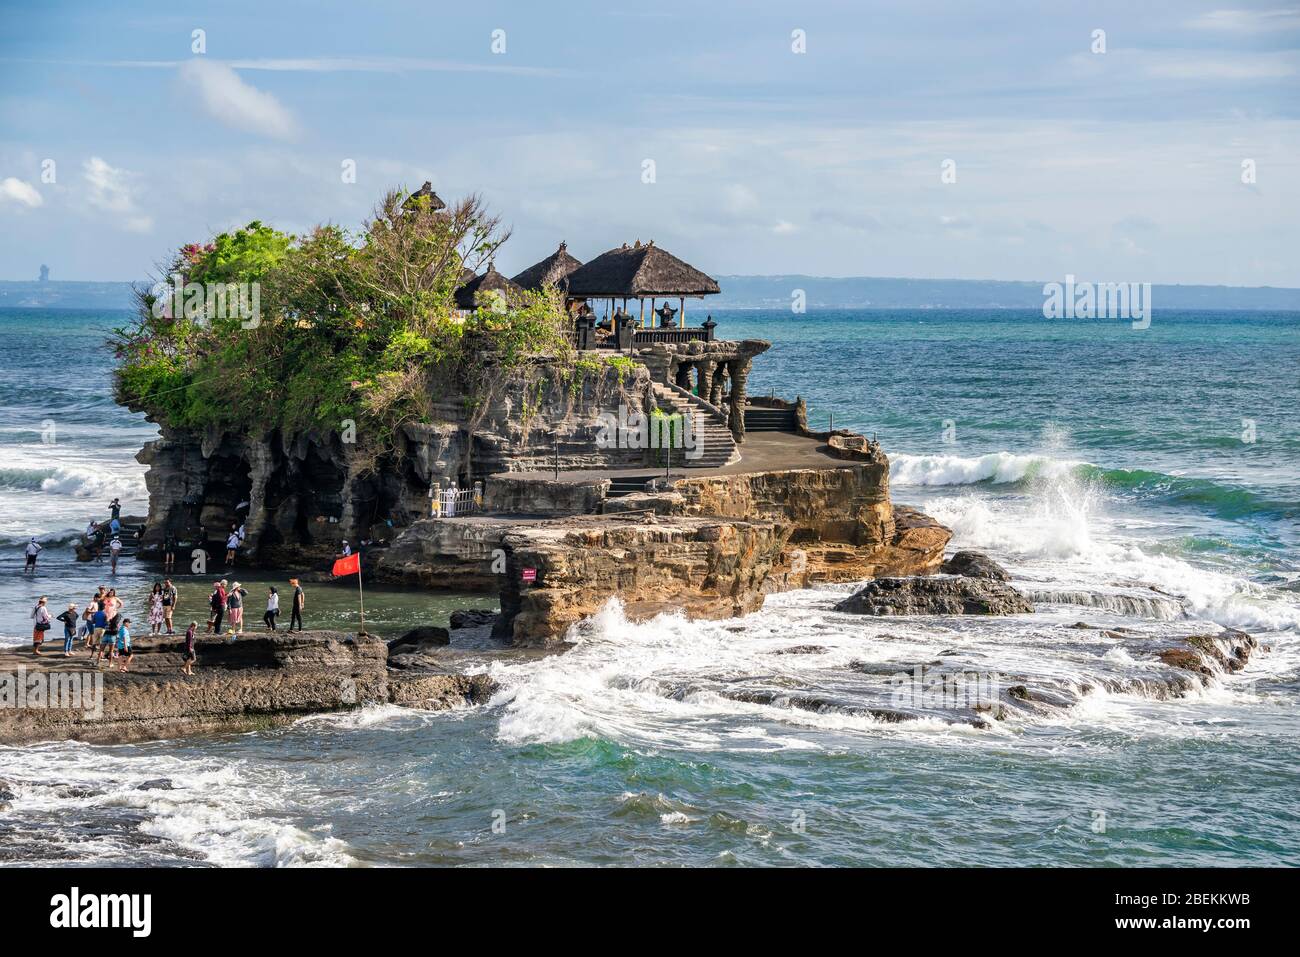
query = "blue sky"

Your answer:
(1, 0), (1297, 285)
